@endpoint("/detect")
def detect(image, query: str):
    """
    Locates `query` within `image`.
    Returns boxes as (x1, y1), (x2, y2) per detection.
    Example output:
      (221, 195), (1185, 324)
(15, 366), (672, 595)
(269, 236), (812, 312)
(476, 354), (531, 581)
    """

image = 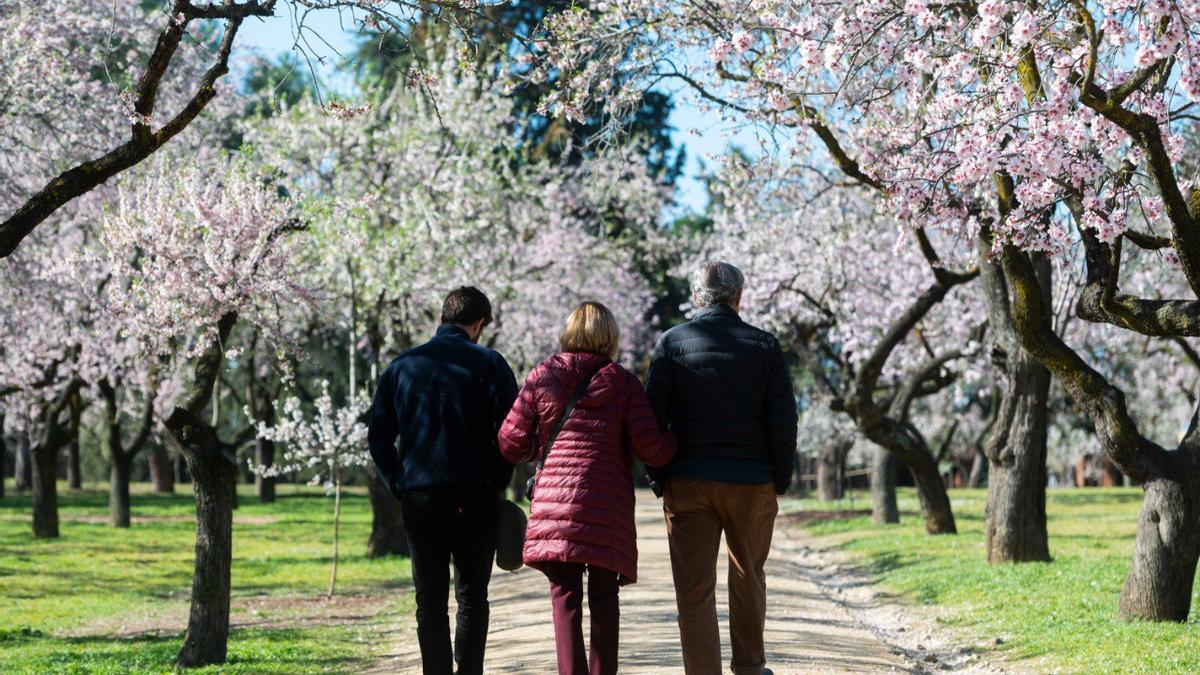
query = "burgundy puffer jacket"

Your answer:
(499, 351), (676, 584)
